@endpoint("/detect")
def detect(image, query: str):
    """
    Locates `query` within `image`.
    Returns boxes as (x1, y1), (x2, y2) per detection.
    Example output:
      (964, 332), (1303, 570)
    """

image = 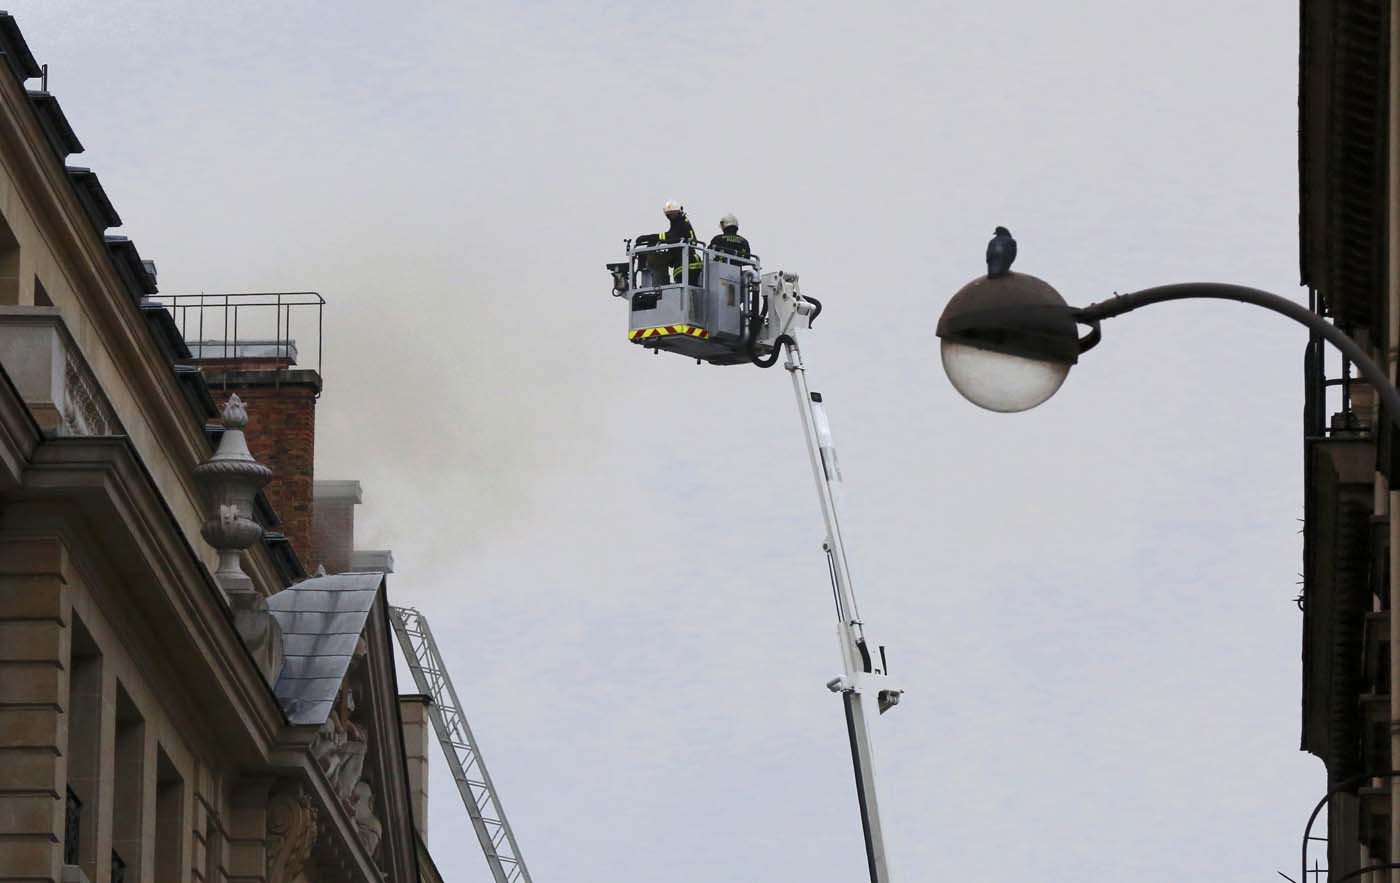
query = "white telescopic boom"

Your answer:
(780, 329), (897, 883)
